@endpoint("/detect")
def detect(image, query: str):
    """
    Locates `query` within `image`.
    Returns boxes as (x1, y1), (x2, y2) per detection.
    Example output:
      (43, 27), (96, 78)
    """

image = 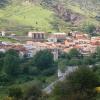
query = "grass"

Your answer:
(0, 37), (18, 42)
(67, 3), (97, 17)
(0, 3), (54, 34)
(0, 1), (99, 35)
